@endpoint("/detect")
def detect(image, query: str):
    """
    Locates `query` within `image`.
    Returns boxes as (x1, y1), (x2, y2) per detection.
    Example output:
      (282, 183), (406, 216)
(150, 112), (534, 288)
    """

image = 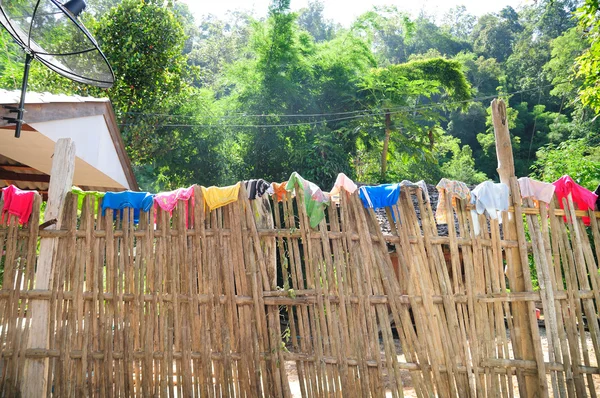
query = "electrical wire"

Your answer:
(117, 81), (568, 129)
